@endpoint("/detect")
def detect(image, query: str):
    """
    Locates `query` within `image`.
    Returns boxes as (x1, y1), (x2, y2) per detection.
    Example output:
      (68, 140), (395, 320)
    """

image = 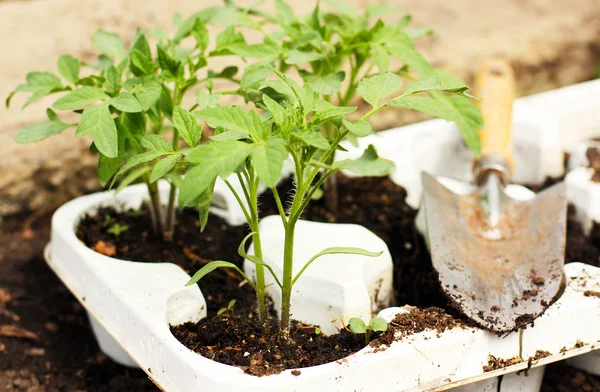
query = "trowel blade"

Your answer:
(421, 172), (567, 332)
